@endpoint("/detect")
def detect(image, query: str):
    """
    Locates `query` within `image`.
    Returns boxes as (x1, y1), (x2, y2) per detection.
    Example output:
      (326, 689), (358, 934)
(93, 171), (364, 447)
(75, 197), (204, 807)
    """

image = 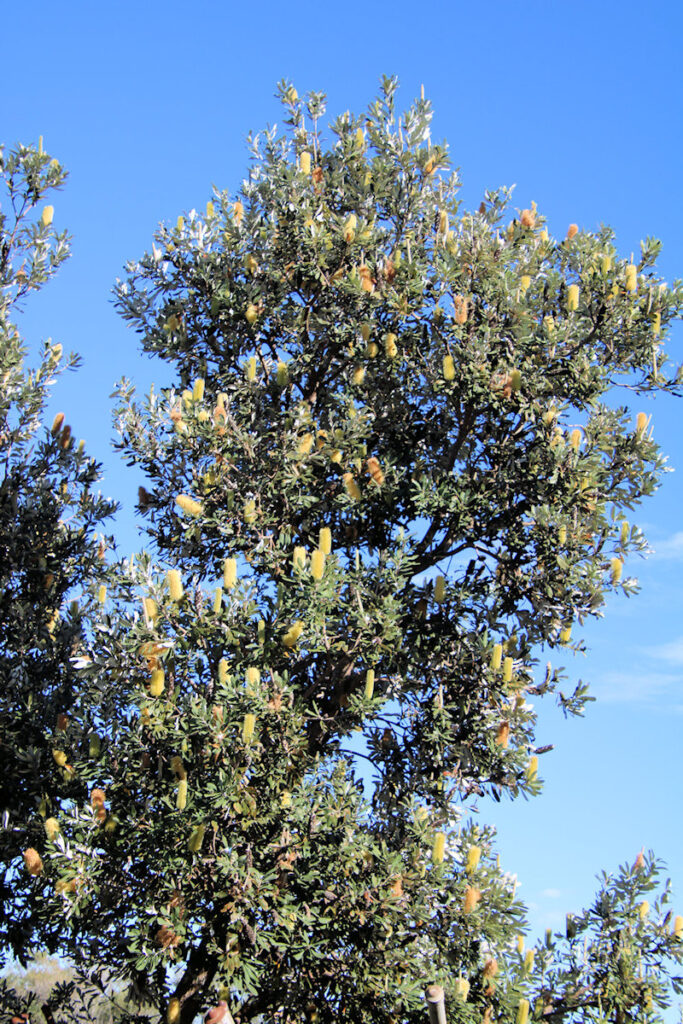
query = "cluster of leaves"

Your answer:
(3, 80), (683, 1024)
